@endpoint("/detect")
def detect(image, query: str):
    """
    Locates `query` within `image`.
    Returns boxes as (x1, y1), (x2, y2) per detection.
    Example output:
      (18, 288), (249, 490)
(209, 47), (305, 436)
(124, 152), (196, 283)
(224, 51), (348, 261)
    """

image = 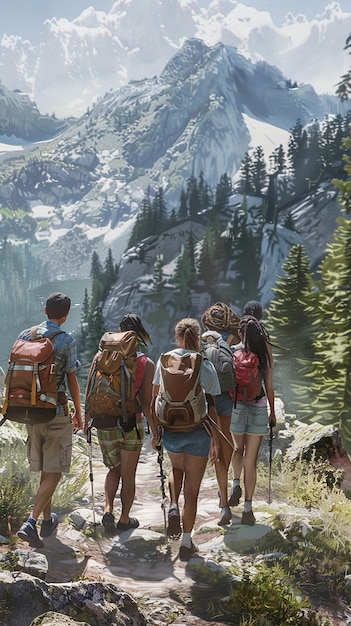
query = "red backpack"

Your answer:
(231, 348), (263, 406)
